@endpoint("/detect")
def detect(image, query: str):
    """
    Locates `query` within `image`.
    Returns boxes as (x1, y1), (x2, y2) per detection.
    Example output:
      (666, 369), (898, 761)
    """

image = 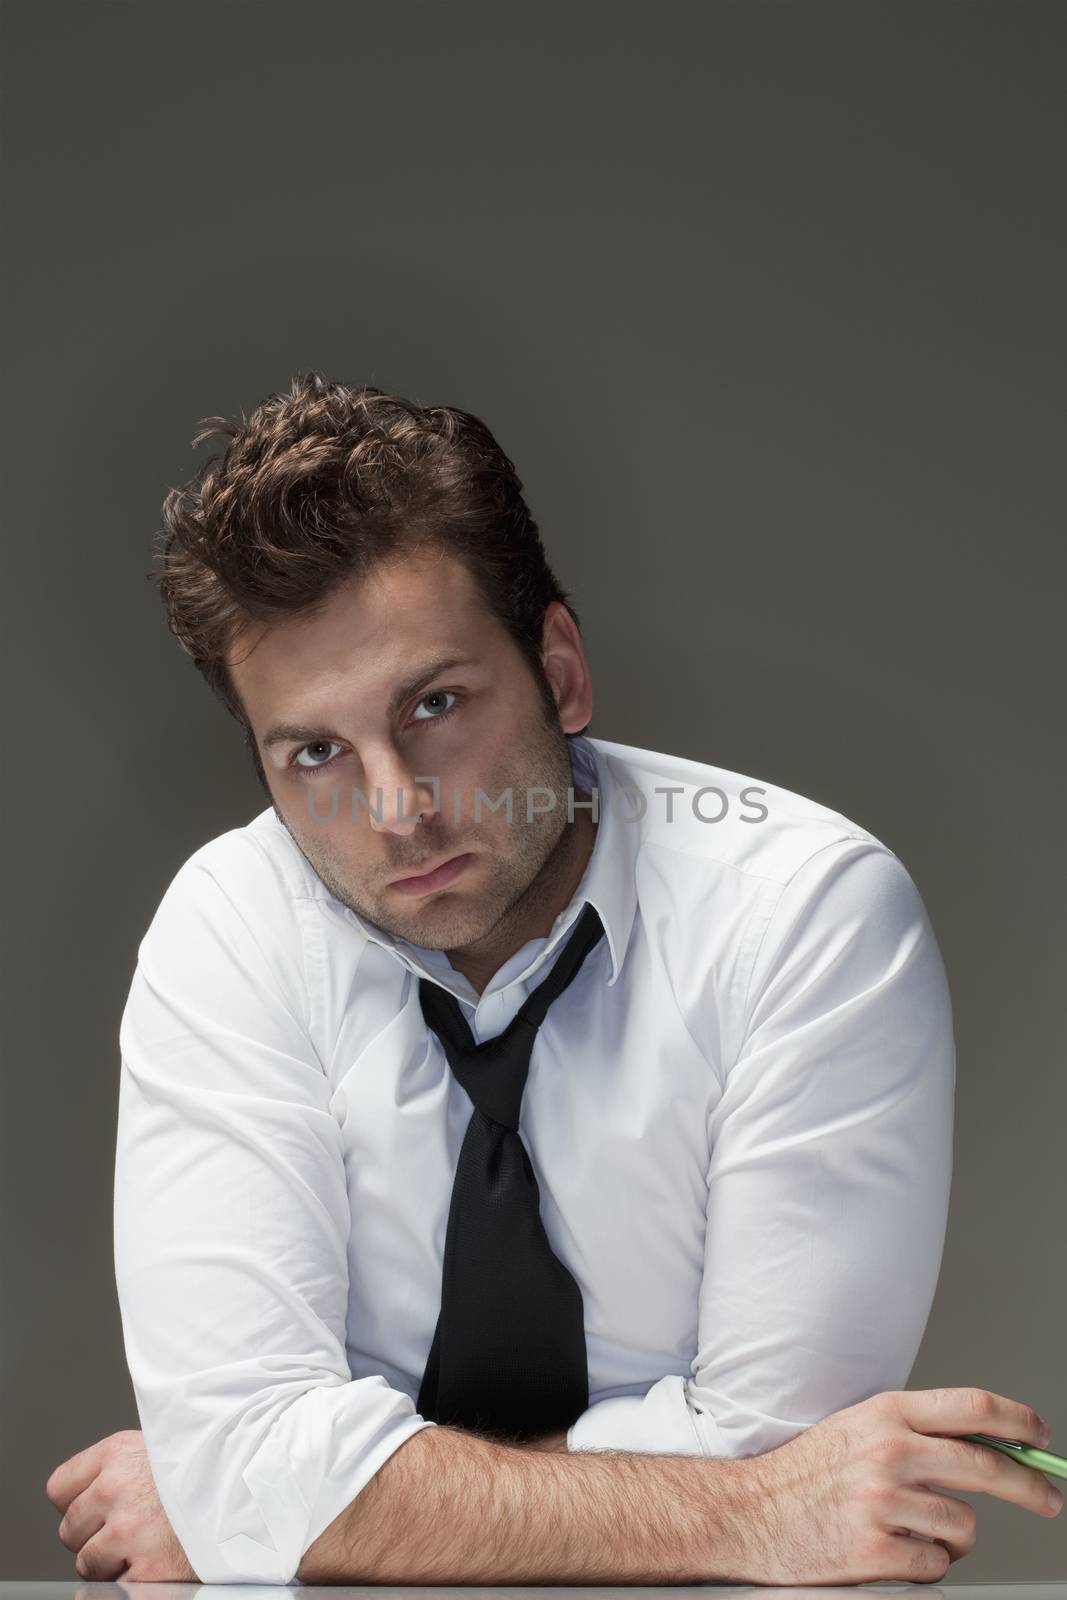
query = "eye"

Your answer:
(291, 740), (342, 776)
(410, 690), (460, 724)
